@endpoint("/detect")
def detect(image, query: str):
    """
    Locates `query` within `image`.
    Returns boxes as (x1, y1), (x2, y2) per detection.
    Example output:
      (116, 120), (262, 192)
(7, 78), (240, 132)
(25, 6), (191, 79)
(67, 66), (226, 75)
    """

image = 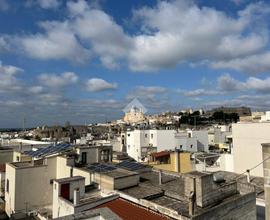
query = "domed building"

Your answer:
(123, 105), (146, 124)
